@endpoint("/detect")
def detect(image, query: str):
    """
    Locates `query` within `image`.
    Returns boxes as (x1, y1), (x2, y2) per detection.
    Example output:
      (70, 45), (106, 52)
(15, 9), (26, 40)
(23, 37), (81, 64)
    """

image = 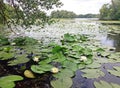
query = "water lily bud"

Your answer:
(51, 67), (59, 74)
(80, 56), (87, 62)
(11, 42), (16, 46)
(33, 57), (39, 62)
